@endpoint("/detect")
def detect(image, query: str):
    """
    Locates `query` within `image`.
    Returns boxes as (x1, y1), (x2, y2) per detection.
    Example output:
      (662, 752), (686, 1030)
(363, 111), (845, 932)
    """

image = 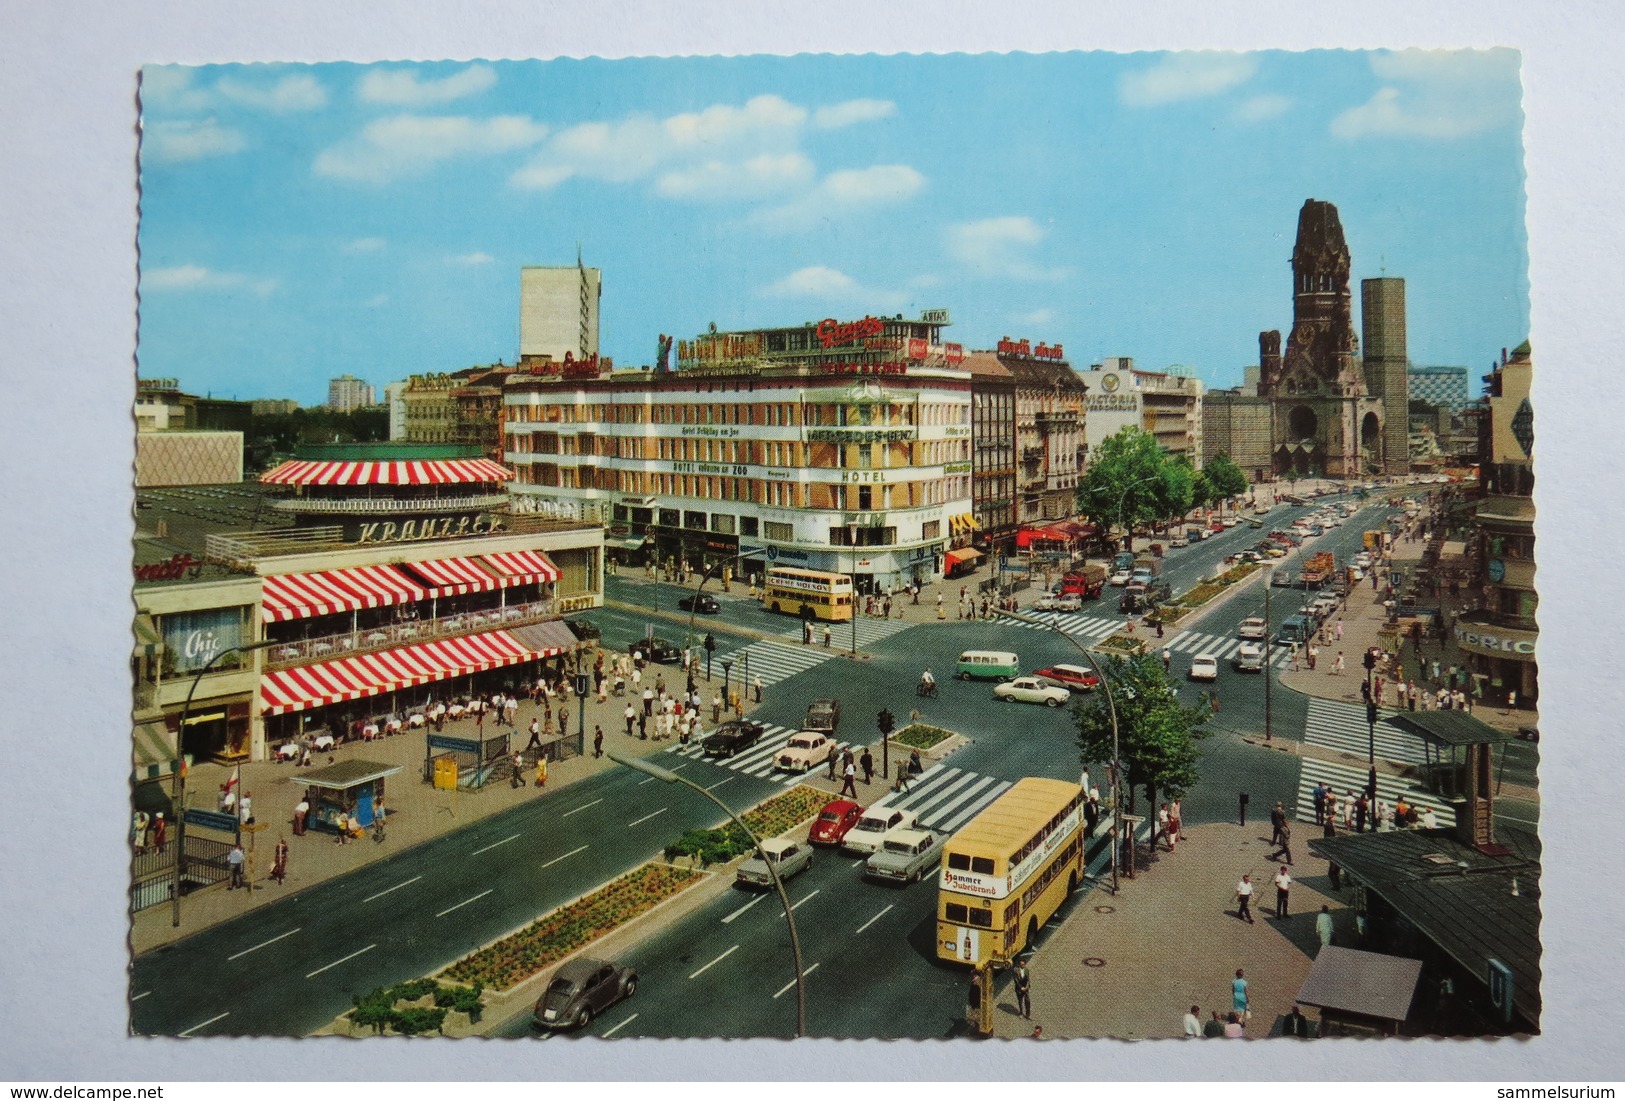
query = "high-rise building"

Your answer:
(1409, 365), (1471, 411)
(328, 374), (375, 412)
(1362, 276), (1410, 475)
(520, 262), (601, 364)
(384, 381), (409, 440)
